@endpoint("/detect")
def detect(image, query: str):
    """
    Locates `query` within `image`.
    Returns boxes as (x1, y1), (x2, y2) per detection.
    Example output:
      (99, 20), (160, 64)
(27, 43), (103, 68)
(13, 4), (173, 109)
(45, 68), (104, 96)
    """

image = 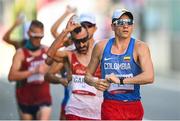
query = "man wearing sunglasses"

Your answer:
(8, 20), (52, 120)
(85, 9), (154, 120)
(45, 14), (103, 120)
